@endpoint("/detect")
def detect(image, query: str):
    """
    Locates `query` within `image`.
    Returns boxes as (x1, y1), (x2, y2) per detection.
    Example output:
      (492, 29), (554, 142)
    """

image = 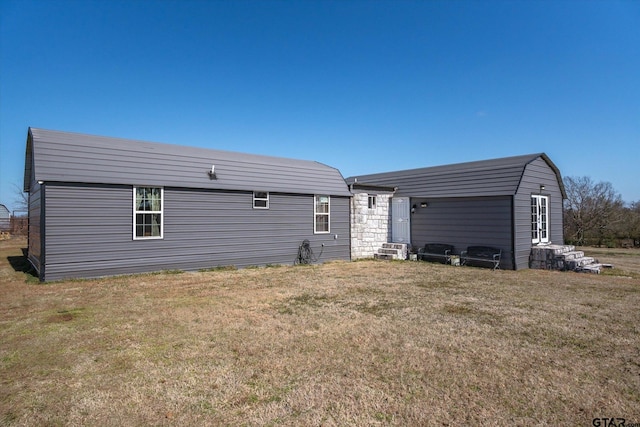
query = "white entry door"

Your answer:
(391, 197), (411, 243)
(531, 195), (549, 244)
